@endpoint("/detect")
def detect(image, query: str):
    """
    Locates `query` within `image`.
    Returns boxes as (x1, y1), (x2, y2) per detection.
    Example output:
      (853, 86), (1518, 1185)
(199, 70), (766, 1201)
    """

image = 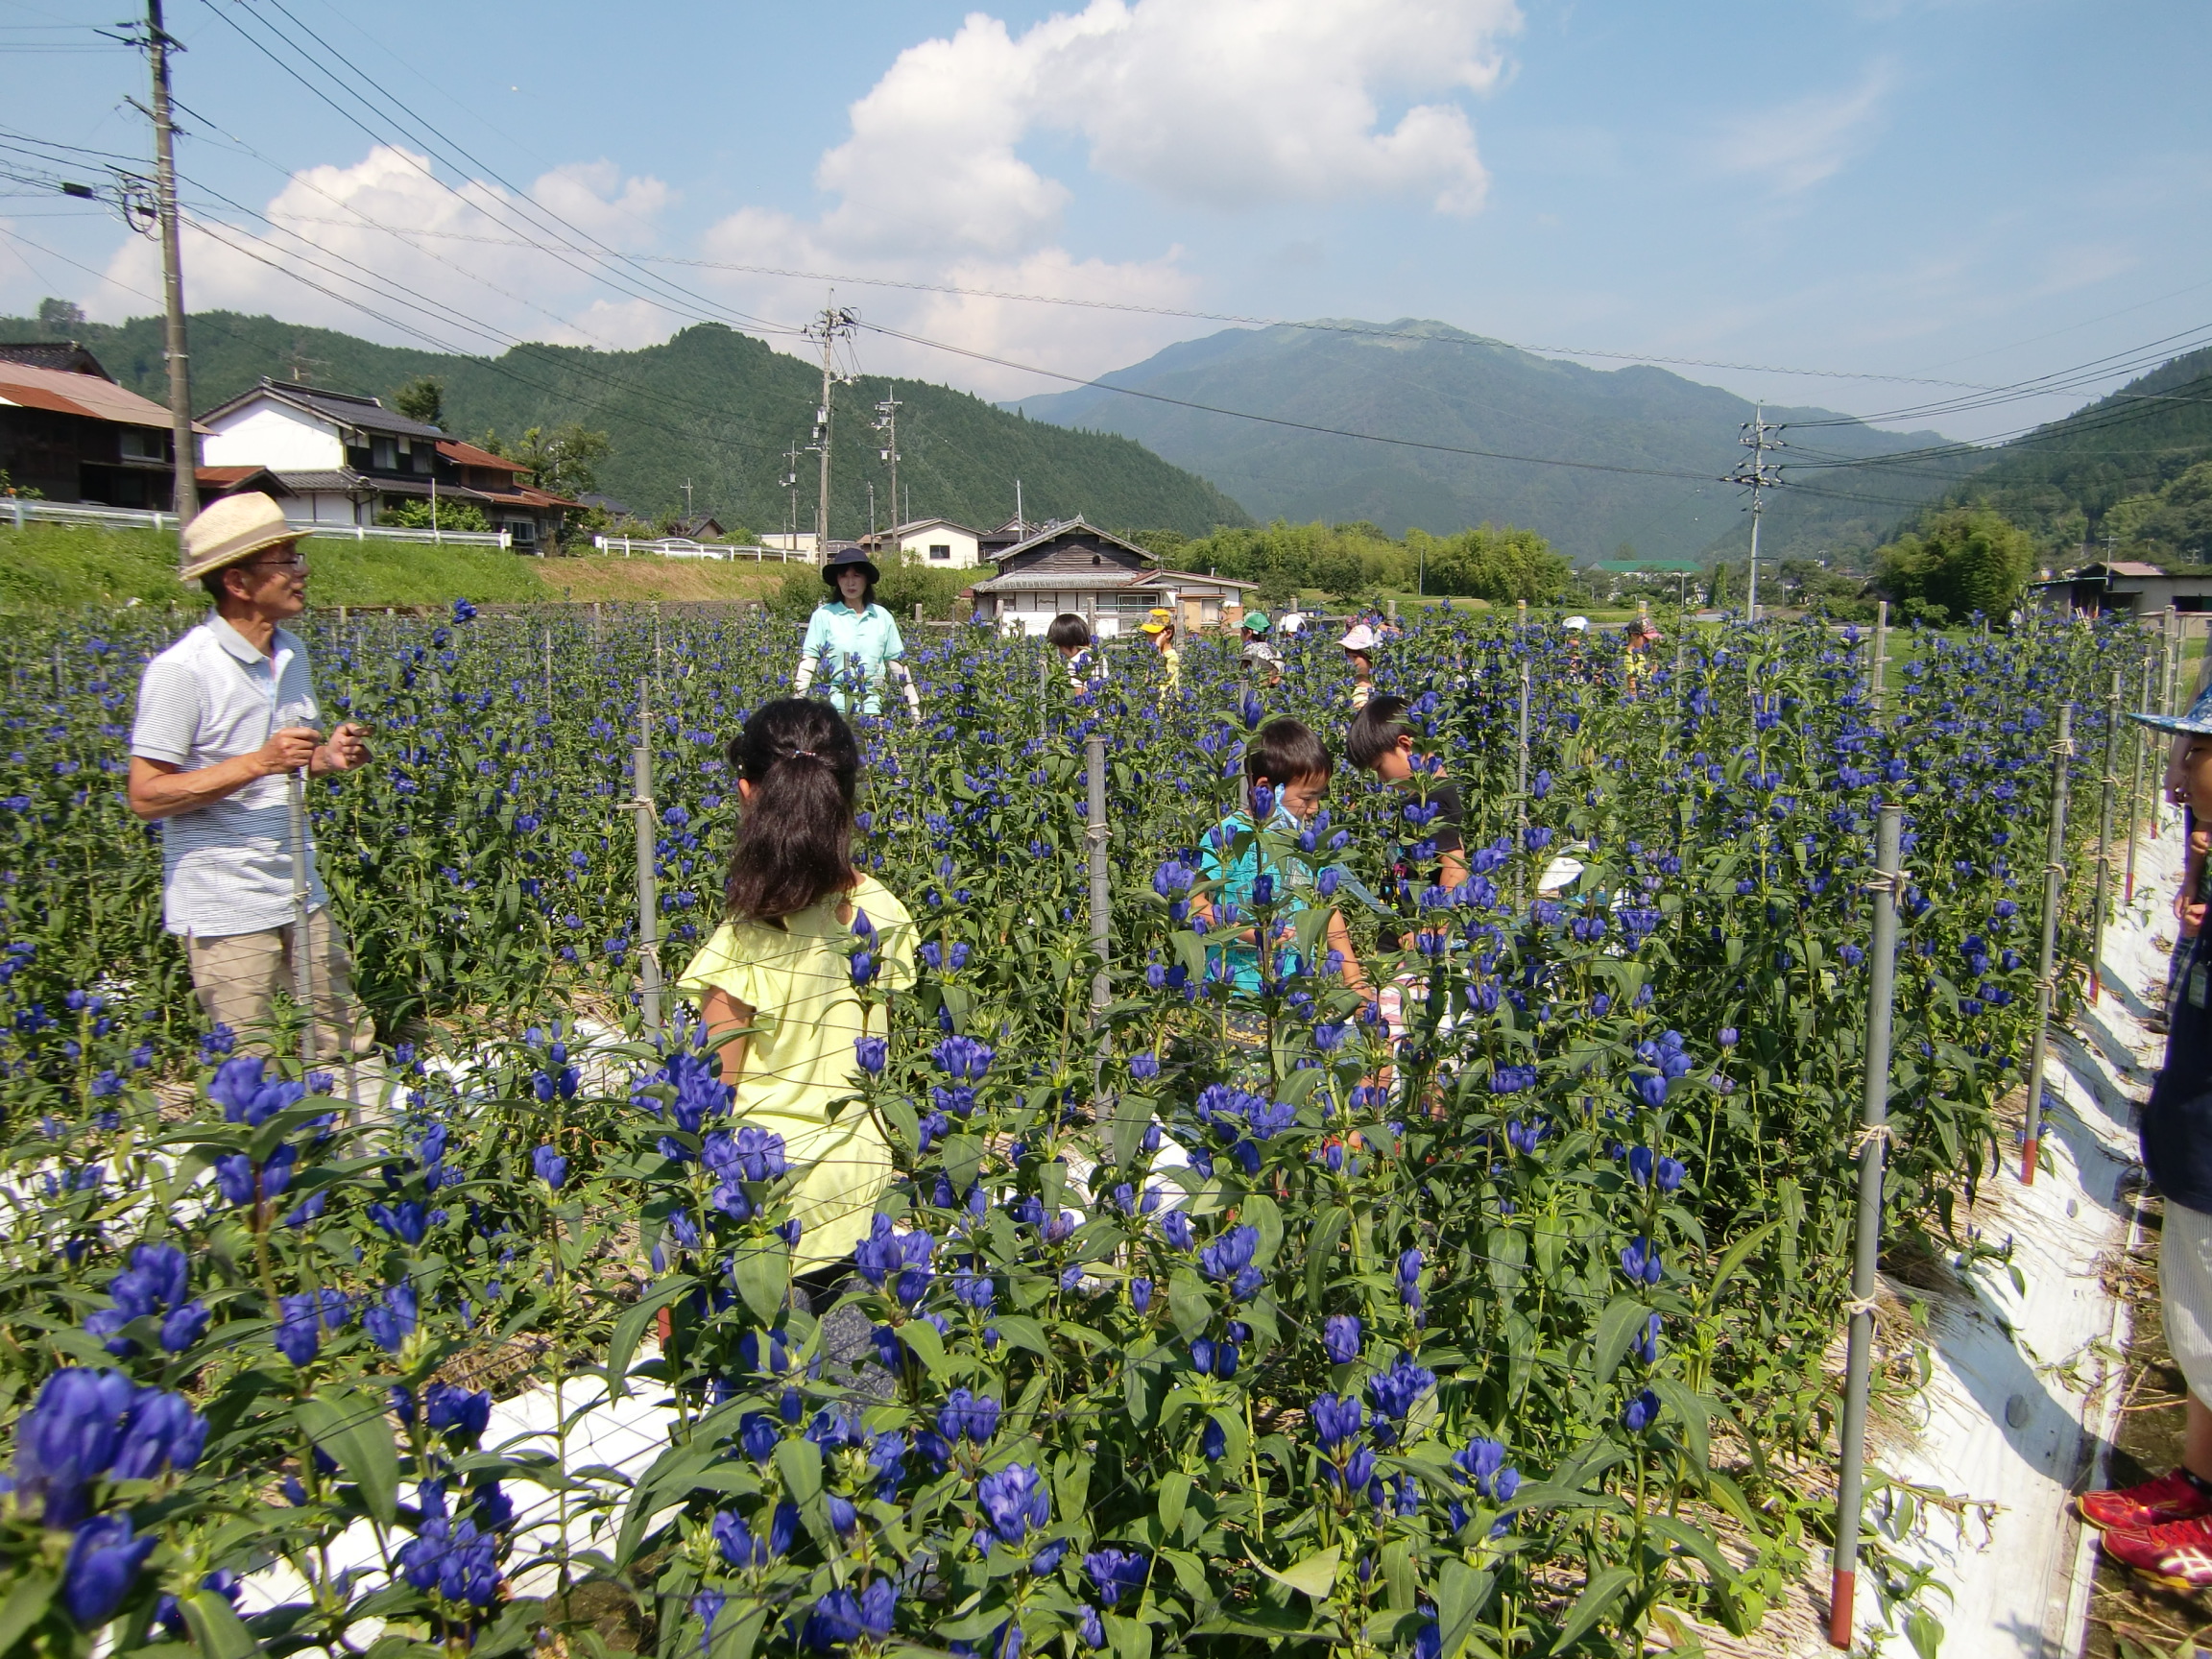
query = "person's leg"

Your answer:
(2186, 1392), (2212, 1484)
(284, 907), (375, 1059)
(185, 927), (285, 1051)
(2086, 1202), (2212, 1531)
